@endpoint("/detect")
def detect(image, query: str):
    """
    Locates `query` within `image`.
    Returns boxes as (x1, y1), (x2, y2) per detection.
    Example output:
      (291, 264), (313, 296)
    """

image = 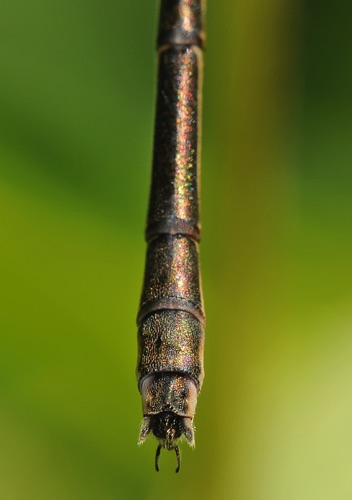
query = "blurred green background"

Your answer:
(1, 0), (351, 499)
